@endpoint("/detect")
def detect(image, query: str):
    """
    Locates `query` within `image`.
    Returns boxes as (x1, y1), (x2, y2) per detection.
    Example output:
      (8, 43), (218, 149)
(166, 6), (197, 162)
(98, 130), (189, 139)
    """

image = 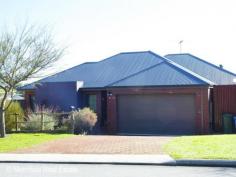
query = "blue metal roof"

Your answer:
(20, 51), (221, 90)
(20, 51), (163, 89)
(165, 53), (236, 85)
(109, 62), (208, 87)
